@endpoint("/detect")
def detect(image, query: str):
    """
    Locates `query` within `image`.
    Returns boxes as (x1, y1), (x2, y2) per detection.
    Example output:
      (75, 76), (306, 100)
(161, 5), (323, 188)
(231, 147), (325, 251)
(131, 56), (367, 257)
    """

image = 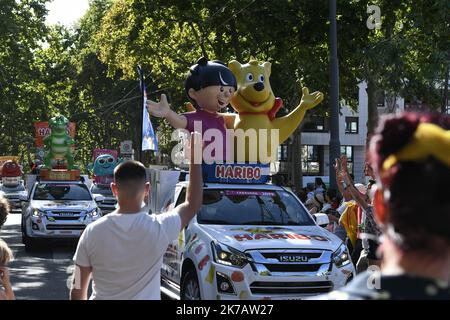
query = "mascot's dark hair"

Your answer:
(184, 57), (237, 108)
